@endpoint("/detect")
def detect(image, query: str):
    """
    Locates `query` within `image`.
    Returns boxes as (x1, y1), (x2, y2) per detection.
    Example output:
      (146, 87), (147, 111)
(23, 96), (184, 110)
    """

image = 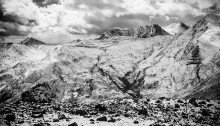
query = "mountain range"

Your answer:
(97, 24), (170, 39)
(0, 13), (220, 104)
